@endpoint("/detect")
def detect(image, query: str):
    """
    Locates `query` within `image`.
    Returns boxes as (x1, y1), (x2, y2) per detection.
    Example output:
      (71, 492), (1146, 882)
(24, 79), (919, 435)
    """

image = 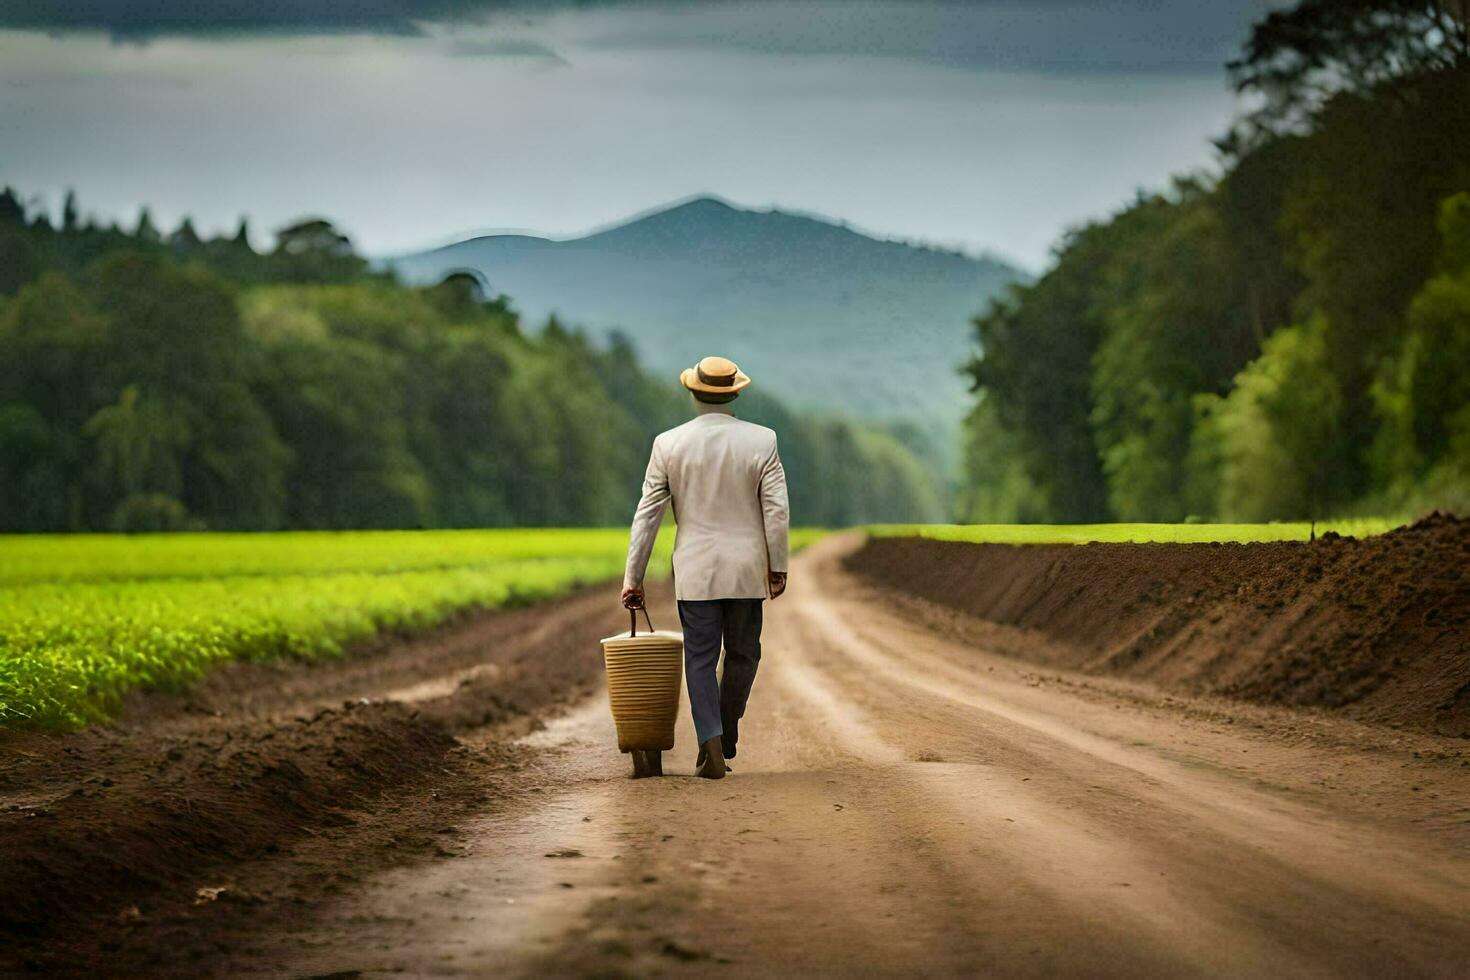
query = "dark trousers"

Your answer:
(677, 598), (763, 755)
